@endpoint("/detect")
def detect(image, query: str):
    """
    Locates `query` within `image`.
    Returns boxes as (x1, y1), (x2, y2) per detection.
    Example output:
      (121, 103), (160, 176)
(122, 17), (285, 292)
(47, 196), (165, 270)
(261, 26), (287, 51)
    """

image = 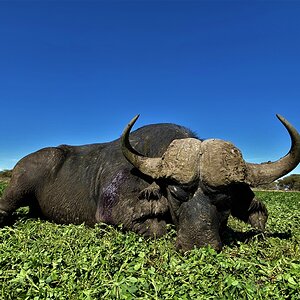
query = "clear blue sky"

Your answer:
(0, 1), (300, 175)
